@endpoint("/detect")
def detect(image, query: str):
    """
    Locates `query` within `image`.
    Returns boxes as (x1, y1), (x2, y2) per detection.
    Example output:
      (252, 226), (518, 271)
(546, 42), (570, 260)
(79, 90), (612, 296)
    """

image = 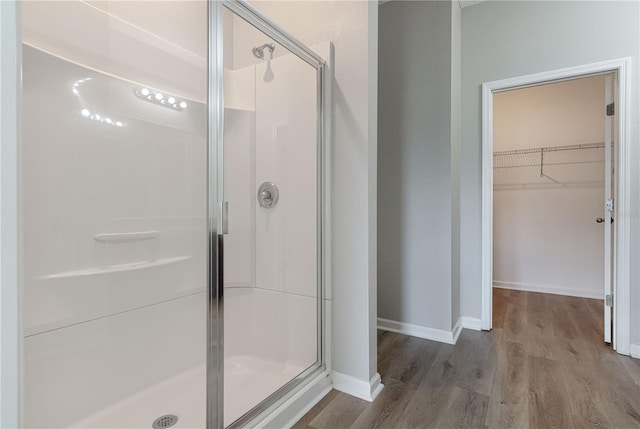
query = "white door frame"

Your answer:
(480, 58), (632, 356)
